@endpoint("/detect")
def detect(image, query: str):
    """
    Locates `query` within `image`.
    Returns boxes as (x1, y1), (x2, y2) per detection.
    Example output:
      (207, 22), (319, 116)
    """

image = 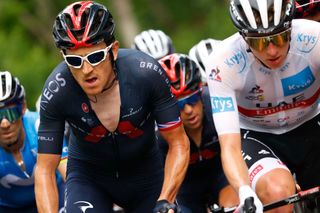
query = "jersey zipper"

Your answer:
(111, 132), (120, 179)
(15, 151), (30, 178)
(199, 149), (203, 162)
